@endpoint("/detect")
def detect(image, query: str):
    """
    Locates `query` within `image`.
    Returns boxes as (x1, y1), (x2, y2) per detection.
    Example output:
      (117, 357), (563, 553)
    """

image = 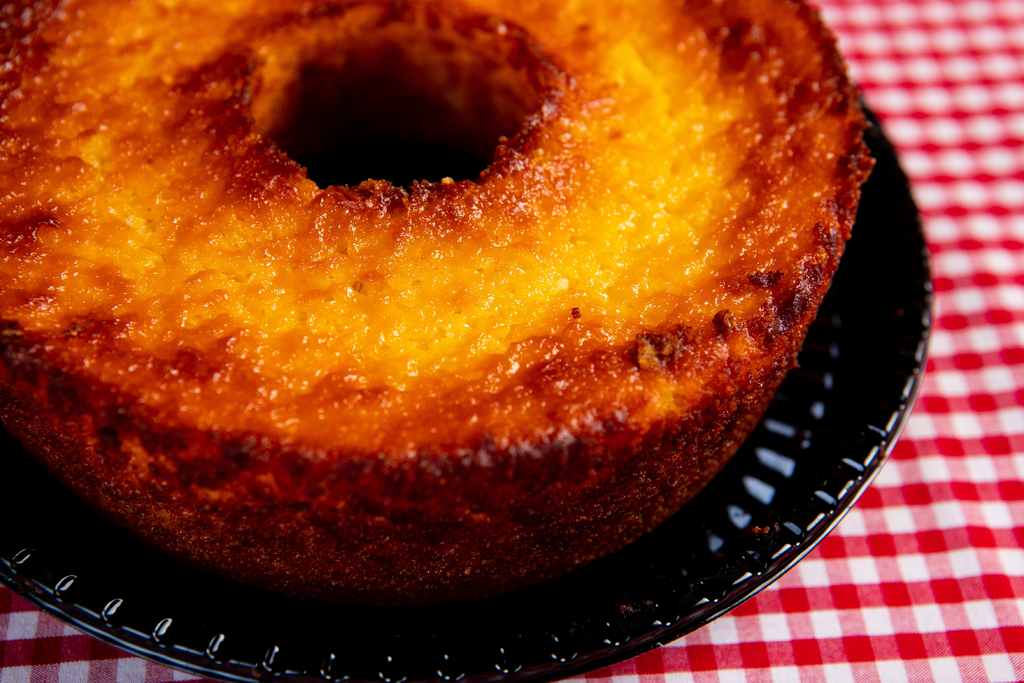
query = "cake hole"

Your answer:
(251, 9), (545, 189)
